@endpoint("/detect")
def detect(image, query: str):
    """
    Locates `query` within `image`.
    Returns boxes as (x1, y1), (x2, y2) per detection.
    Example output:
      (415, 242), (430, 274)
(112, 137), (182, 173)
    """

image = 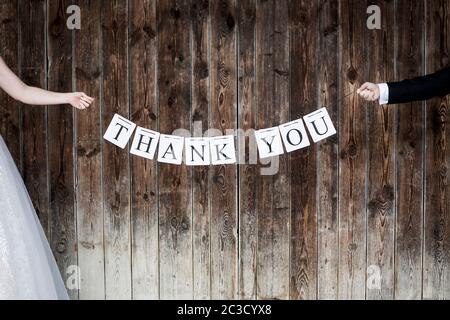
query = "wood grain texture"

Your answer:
(74, 0), (104, 300)
(4, 0), (450, 300)
(0, 0), (20, 166)
(366, 0), (396, 300)
(18, 0), (50, 237)
(129, 0), (159, 300)
(191, 0), (211, 300)
(101, 0), (132, 299)
(338, 0), (367, 300)
(317, 0), (339, 300)
(157, 0), (193, 299)
(289, 0), (318, 300)
(209, 0), (238, 300)
(423, 0), (450, 300)
(237, 0), (257, 300)
(256, 0), (290, 300)
(395, 0), (425, 300)
(47, 0), (77, 300)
